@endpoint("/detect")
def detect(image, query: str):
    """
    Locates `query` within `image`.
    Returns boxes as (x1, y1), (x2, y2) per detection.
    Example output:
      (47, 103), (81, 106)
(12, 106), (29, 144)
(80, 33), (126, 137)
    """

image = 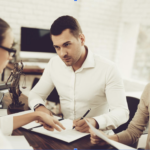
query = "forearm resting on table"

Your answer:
(13, 112), (41, 130)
